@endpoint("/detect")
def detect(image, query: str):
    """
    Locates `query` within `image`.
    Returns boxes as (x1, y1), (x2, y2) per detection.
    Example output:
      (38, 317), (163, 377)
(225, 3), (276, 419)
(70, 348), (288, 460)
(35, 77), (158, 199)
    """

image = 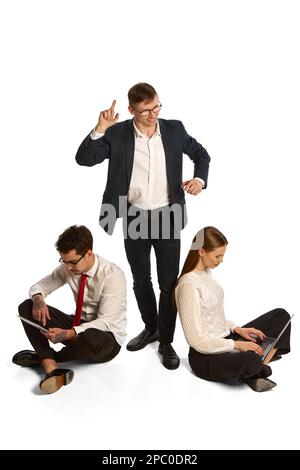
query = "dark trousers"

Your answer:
(18, 299), (121, 363)
(189, 308), (291, 382)
(123, 208), (181, 344)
